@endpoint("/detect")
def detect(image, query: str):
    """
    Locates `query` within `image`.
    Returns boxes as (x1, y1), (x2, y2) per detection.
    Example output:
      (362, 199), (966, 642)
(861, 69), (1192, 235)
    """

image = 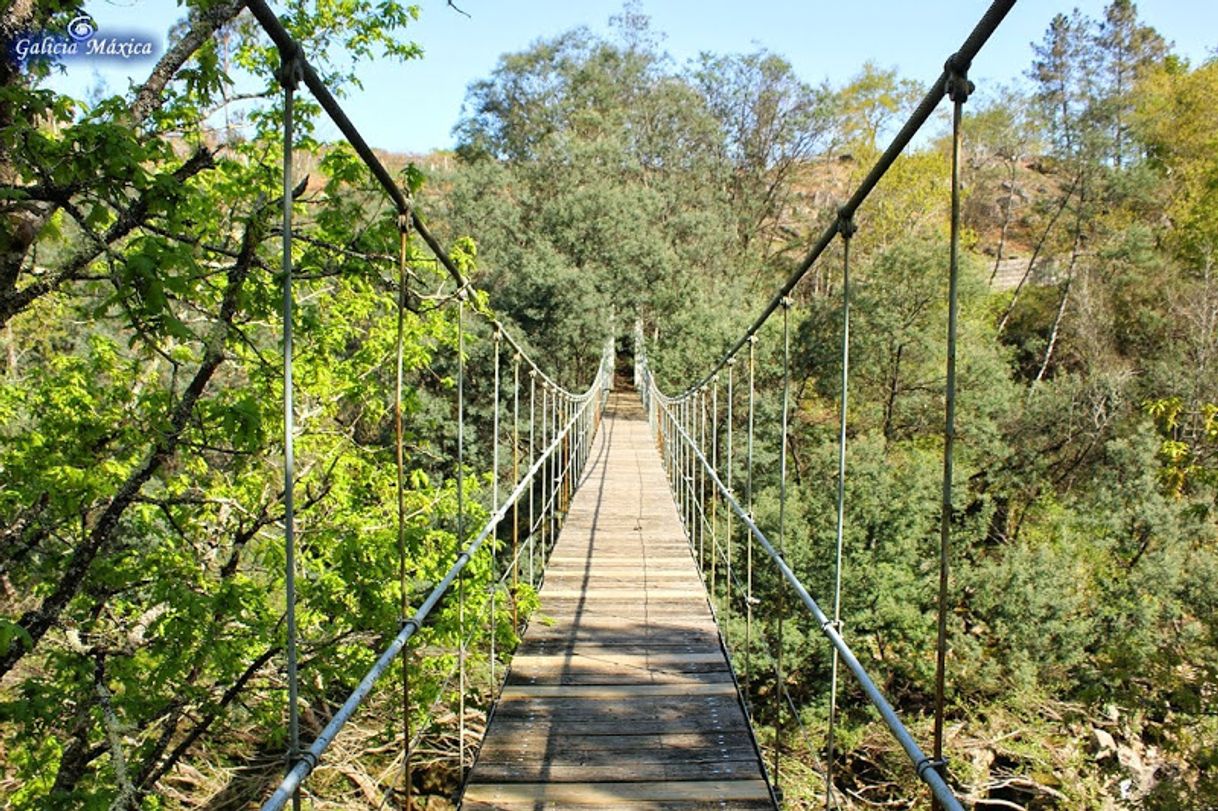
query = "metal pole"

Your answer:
(701, 389), (711, 572)
(512, 355), (520, 629)
(827, 215), (856, 809)
(774, 298), (792, 791)
(394, 222), (412, 811)
(528, 371), (536, 588)
(745, 336), (756, 710)
(711, 376), (719, 607)
(549, 387), (557, 549)
(725, 361), (734, 648)
(278, 54), (302, 811)
(491, 328), (500, 686)
(540, 383), (548, 576)
(934, 60), (974, 804)
(456, 297), (466, 777)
